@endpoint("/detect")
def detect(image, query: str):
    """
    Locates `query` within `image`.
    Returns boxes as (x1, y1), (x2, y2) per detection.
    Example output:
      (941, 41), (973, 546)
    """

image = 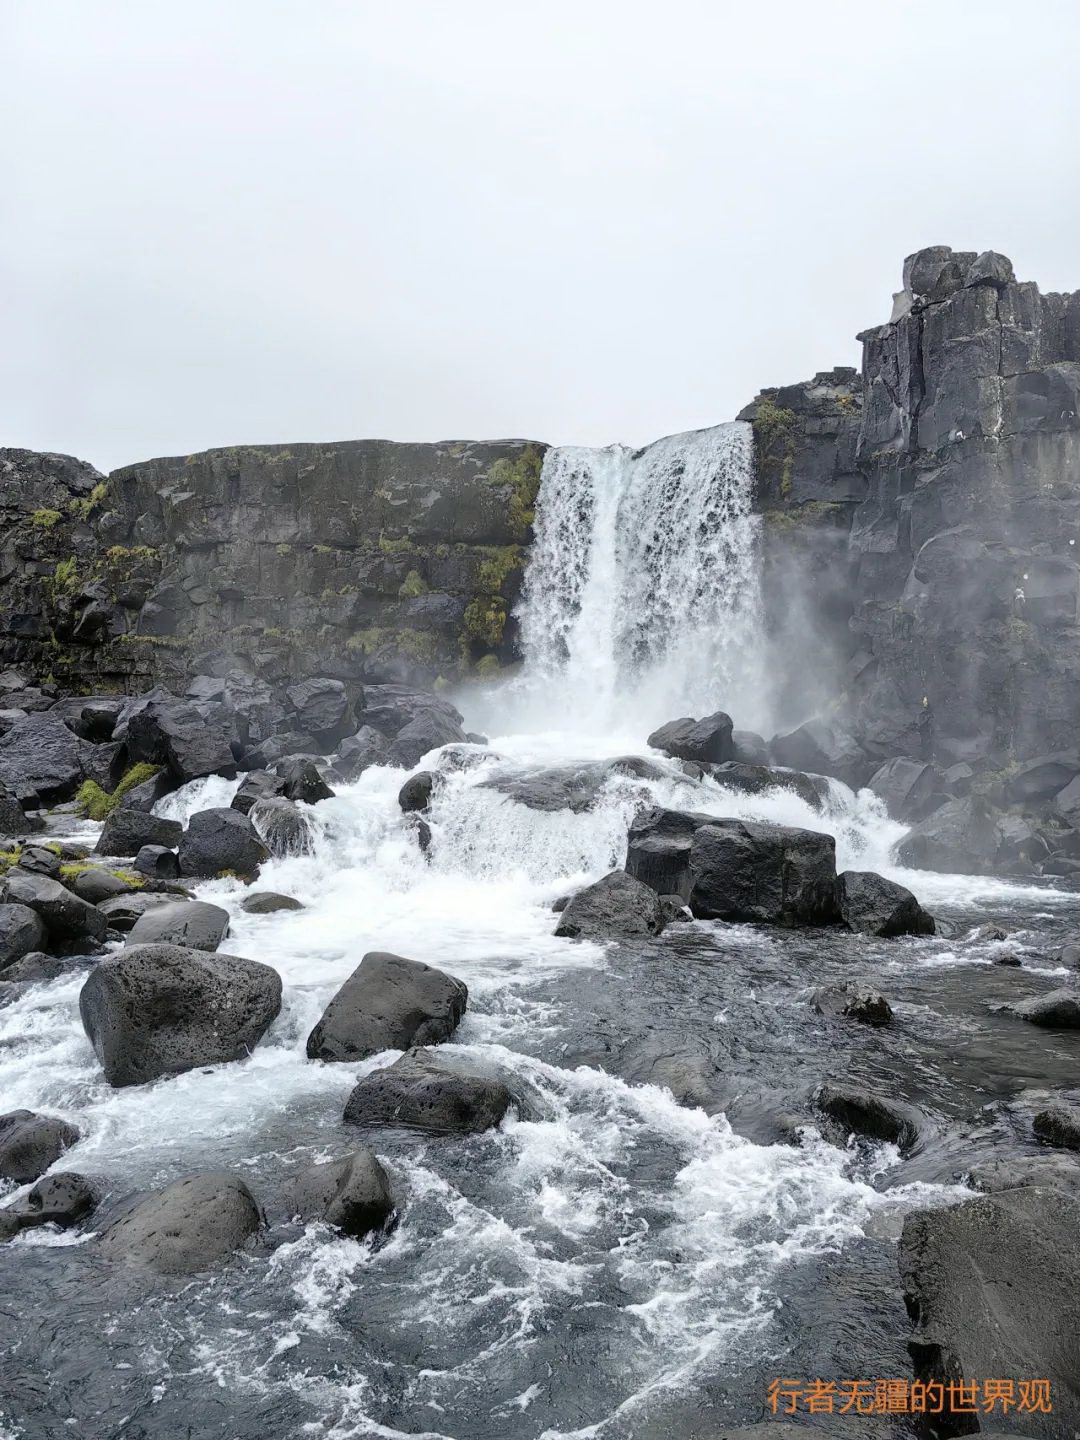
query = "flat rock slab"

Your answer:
(97, 1171), (261, 1275)
(343, 1048), (512, 1134)
(307, 951), (467, 1062)
(125, 900), (229, 952)
(80, 942), (282, 1086)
